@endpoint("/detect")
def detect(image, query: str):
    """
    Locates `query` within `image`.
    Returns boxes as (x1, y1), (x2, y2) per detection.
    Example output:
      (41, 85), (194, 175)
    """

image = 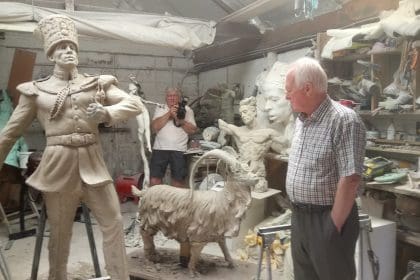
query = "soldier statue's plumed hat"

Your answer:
(35, 14), (79, 57)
